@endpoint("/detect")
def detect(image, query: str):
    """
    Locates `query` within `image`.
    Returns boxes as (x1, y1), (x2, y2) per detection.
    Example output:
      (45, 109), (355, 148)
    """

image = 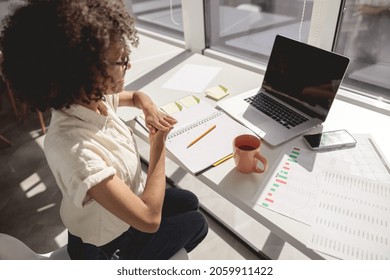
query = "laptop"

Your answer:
(218, 35), (350, 146)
